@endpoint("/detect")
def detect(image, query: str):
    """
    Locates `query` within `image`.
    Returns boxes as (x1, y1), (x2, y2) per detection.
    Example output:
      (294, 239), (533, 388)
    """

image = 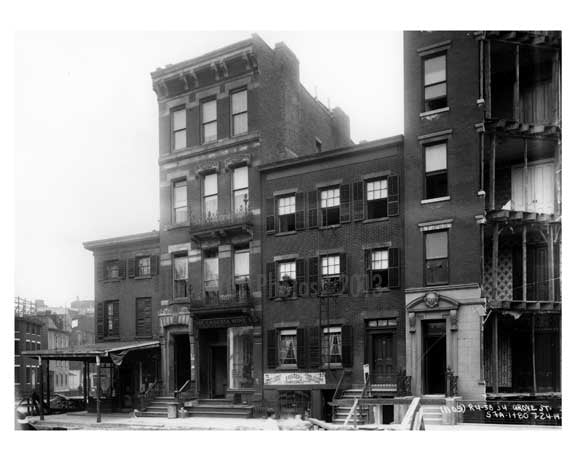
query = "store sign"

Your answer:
(264, 372), (326, 385)
(198, 317), (247, 329)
